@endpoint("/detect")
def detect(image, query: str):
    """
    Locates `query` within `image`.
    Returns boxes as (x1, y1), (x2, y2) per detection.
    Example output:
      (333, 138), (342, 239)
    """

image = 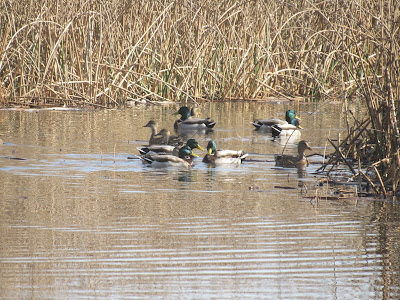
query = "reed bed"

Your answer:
(0, 0), (396, 106)
(313, 0), (400, 198)
(0, 0), (398, 195)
